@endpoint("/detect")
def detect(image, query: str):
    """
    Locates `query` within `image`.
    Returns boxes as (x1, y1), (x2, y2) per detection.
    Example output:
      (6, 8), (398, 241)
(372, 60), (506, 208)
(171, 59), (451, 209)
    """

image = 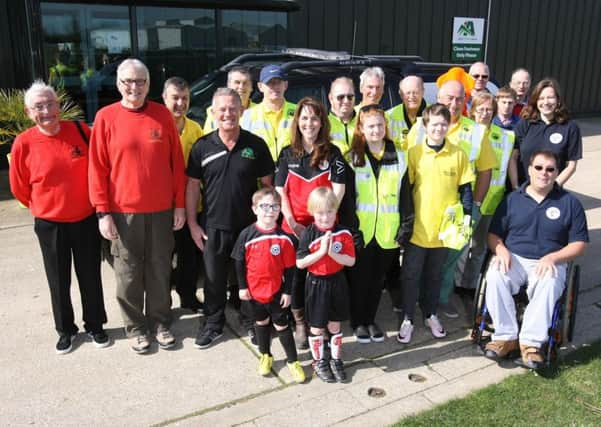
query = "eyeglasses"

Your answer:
(120, 78), (147, 86)
(471, 74), (489, 80)
(258, 203), (281, 212)
(533, 165), (556, 173)
(30, 101), (58, 112)
(335, 94), (355, 101)
(360, 104), (384, 113)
